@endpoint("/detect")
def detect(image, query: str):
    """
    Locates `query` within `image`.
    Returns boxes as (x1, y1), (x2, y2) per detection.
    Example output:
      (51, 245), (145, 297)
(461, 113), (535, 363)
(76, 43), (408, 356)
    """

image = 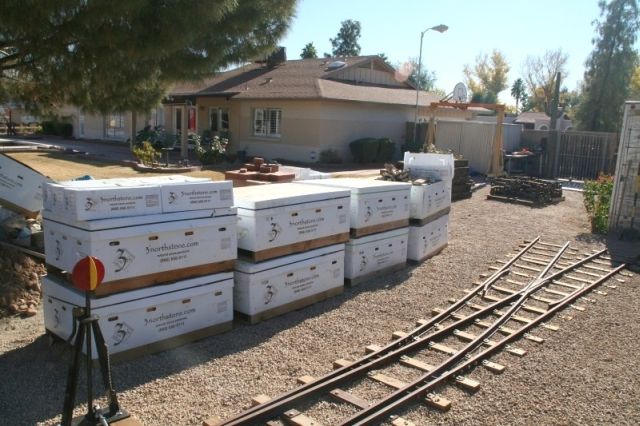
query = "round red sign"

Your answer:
(71, 256), (105, 291)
